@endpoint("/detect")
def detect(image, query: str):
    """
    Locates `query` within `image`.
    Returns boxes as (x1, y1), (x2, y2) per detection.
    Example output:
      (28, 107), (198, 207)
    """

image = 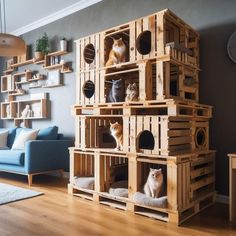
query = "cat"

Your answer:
(105, 38), (126, 66)
(107, 79), (125, 103)
(144, 168), (163, 198)
(125, 83), (139, 102)
(110, 122), (123, 151)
